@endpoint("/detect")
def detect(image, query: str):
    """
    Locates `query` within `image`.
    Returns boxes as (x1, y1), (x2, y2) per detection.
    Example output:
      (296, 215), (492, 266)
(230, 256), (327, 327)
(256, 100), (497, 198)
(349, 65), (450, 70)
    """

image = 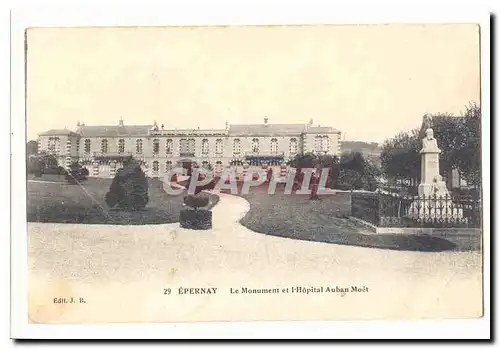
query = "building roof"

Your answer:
(228, 124), (340, 136)
(38, 129), (80, 136)
(306, 126), (341, 134)
(228, 124), (305, 136)
(39, 122), (340, 138)
(77, 125), (153, 137)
